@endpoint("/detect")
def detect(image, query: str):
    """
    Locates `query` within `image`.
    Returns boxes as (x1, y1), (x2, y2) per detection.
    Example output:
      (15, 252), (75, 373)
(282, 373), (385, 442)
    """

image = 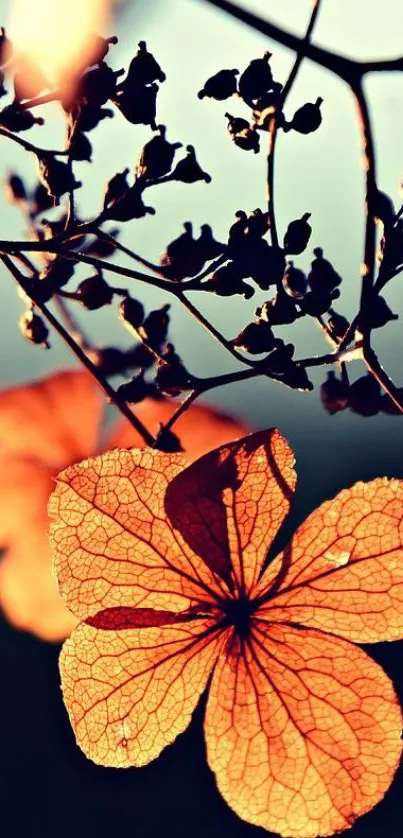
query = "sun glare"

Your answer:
(8, 0), (111, 84)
